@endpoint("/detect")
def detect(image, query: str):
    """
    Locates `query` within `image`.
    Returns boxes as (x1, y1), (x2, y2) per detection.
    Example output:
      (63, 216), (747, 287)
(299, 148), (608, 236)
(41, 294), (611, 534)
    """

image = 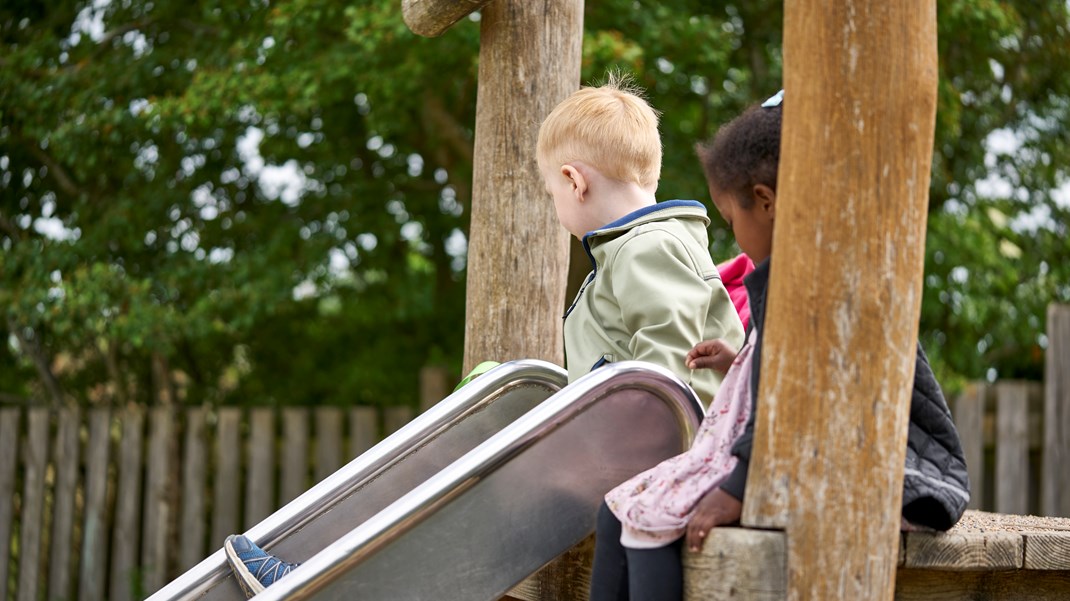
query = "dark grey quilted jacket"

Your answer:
(720, 259), (970, 531)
